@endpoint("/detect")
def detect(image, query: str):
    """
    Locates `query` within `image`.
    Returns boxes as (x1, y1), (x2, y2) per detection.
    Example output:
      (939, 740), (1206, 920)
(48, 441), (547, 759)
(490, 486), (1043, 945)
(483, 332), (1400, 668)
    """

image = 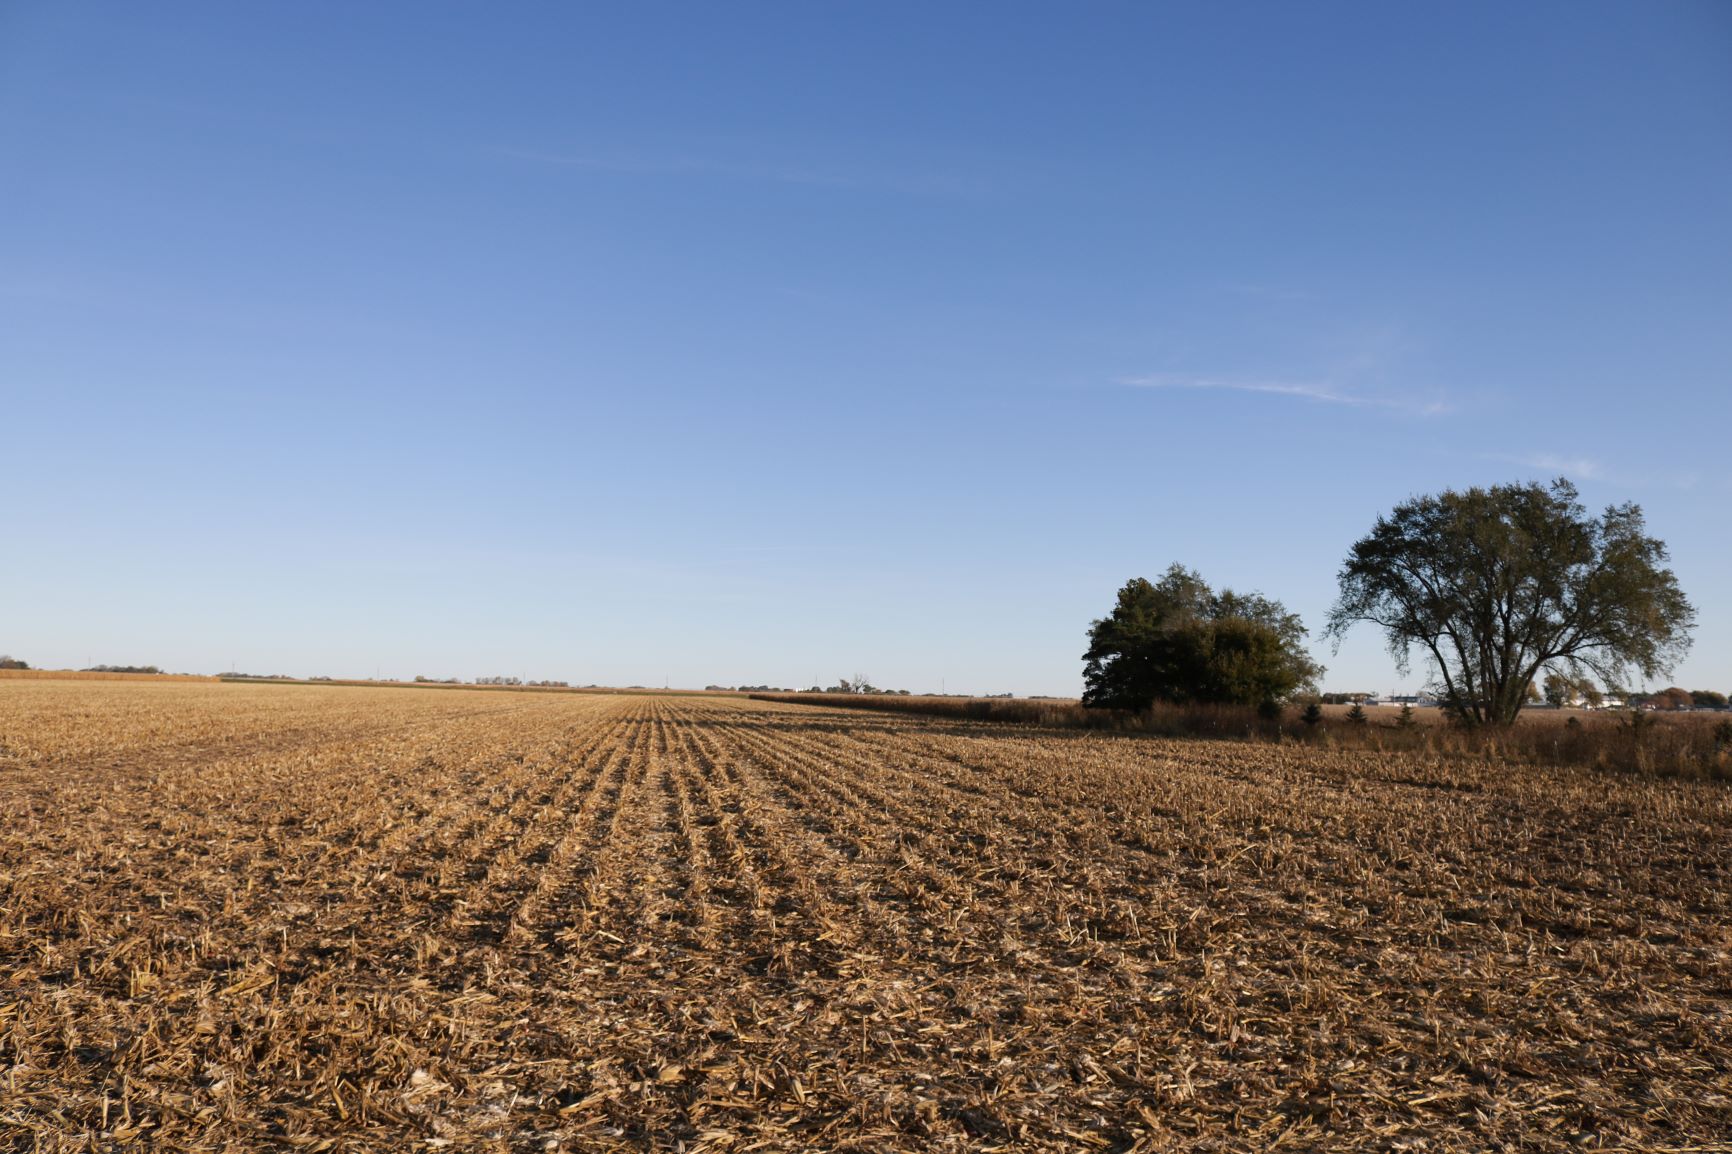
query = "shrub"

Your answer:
(1621, 709), (1659, 739)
